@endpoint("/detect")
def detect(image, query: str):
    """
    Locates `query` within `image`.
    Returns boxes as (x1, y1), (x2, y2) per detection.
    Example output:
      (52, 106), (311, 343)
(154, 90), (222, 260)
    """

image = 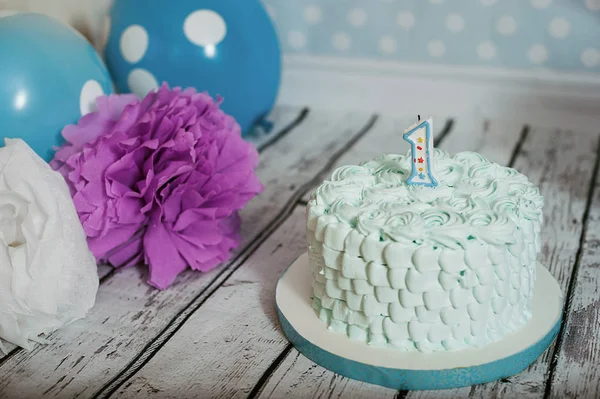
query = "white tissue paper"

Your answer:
(0, 139), (99, 351)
